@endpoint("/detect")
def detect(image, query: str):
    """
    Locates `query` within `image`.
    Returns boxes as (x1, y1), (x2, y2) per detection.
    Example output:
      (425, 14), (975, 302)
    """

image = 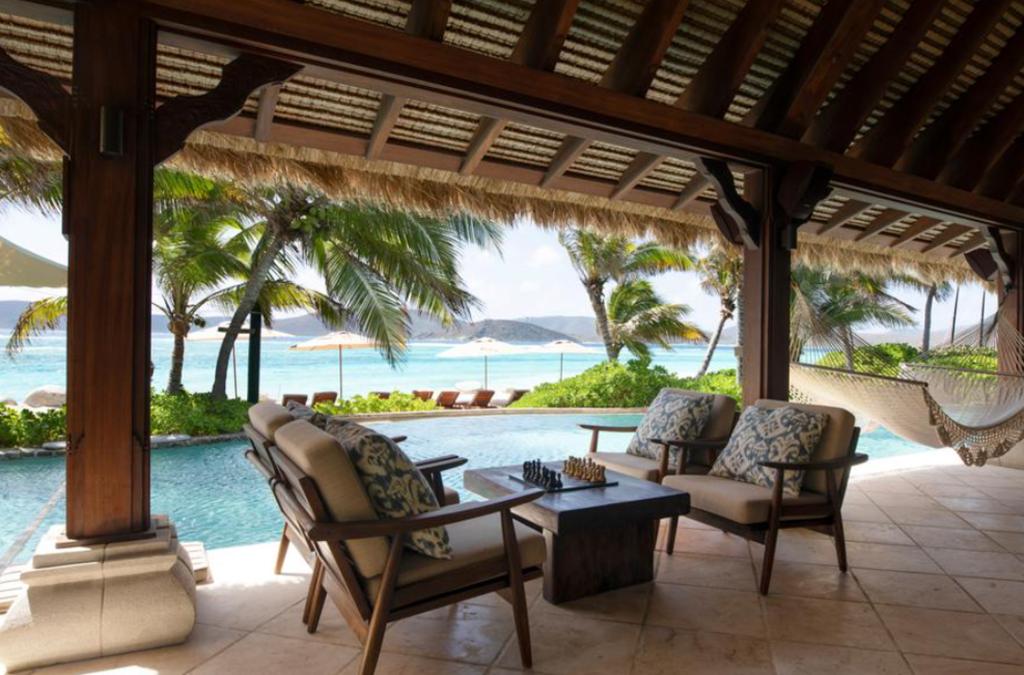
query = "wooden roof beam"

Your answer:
(672, 174), (709, 210)
(849, 0), (1010, 167)
(889, 216), (942, 249)
(940, 92), (1024, 190)
(366, 94), (404, 159)
(611, 152), (663, 200)
(976, 135), (1024, 200)
(855, 207), (907, 242)
(921, 224), (972, 253)
(950, 231), (988, 258)
(746, 0), (885, 138)
(459, 0), (579, 176)
(803, 0), (944, 152)
(896, 27), (1024, 178)
(545, 0), (689, 185)
(253, 83), (280, 142)
(814, 199), (872, 235)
